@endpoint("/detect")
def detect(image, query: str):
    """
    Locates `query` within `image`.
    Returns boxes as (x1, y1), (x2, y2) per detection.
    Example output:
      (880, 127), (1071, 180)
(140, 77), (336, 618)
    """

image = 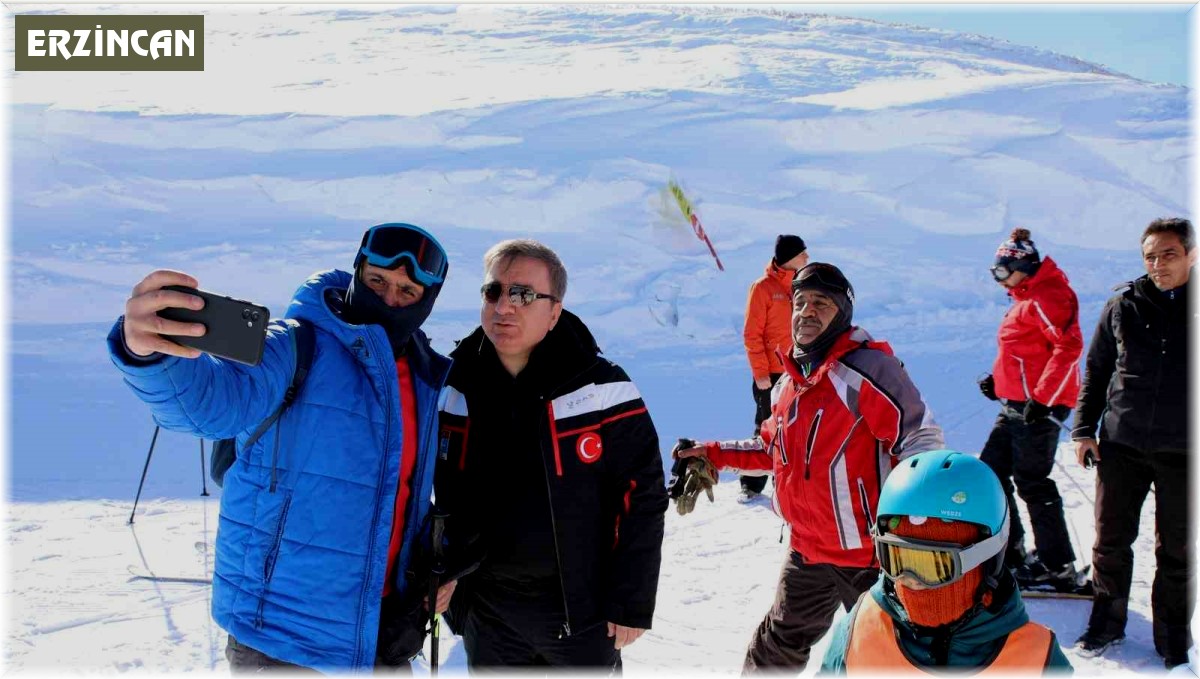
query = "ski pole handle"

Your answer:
(431, 510), (447, 579)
